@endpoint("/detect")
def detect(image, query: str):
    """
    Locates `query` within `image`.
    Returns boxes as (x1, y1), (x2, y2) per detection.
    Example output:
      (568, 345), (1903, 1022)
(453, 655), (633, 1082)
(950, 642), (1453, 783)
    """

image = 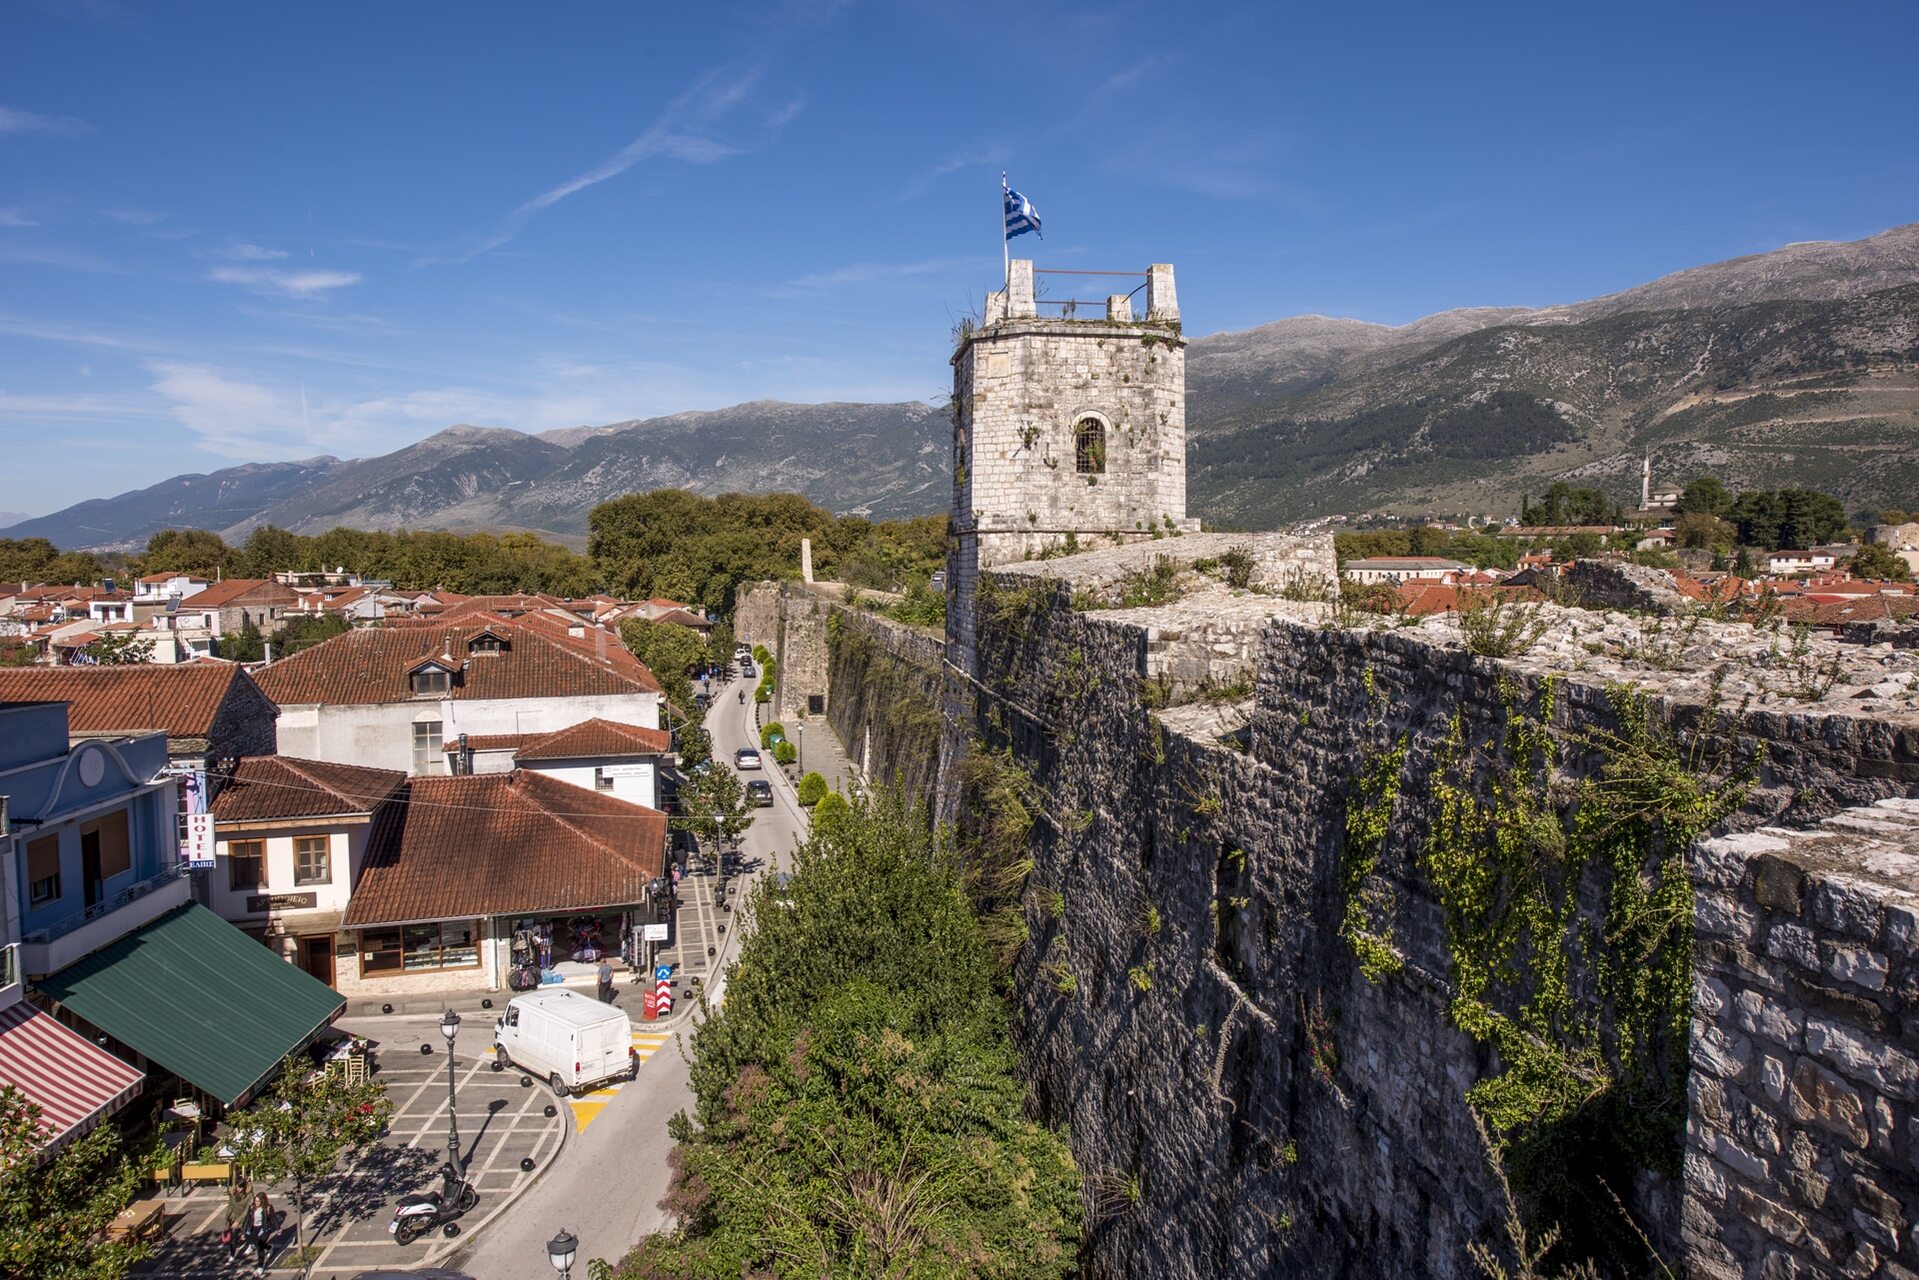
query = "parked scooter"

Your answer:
(389, 1161), (478, 1244)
